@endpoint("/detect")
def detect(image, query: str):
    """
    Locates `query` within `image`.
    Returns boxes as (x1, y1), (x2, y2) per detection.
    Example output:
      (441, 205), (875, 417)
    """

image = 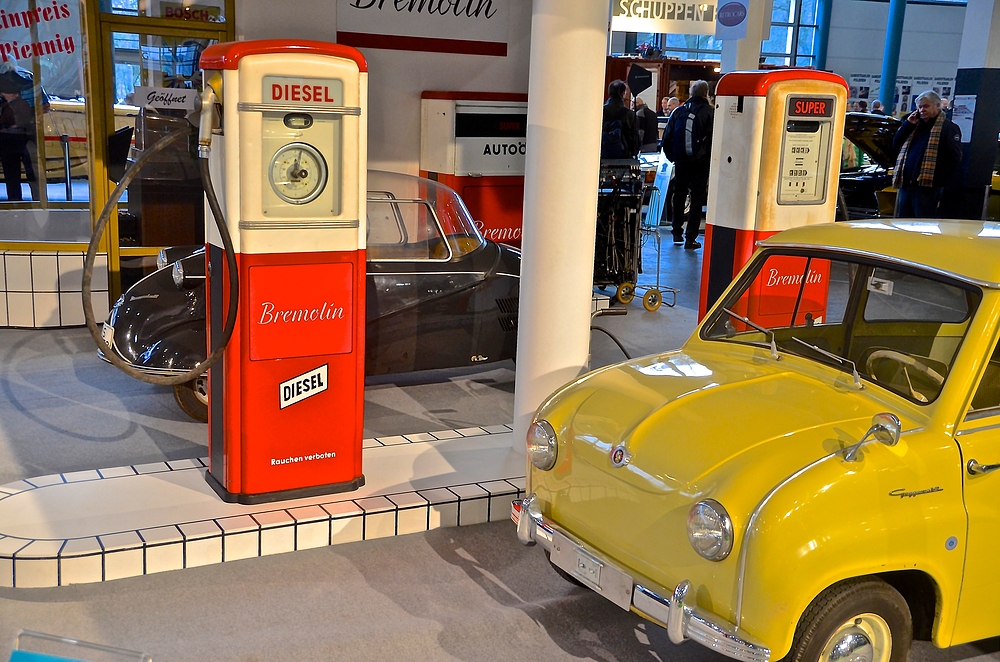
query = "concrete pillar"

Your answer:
(814, 0), (833, 70)
(720, 0), (769, 73)
(953, 0), (1000, 218)
(878, 0), (907, 114)
(512, 0), (609, 452)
